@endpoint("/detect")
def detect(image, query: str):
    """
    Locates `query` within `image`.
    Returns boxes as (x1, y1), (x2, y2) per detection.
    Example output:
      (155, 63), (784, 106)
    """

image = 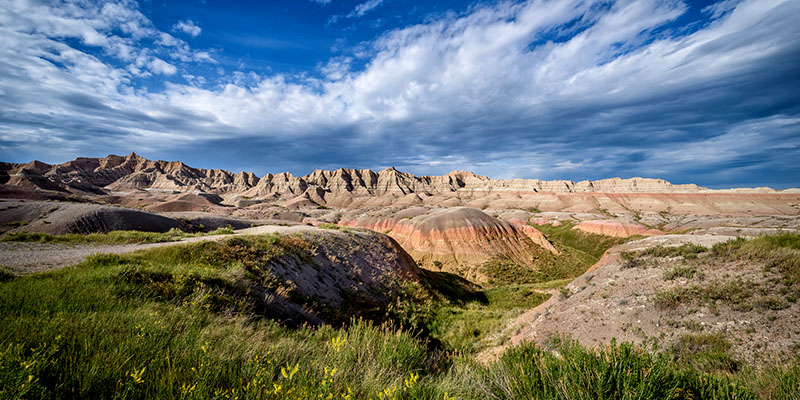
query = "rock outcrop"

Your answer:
(3, 154), (799, 216)
(341, 207), (556, 282)
(244, 227), (422, 324)
(573, 220), (663, 238)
